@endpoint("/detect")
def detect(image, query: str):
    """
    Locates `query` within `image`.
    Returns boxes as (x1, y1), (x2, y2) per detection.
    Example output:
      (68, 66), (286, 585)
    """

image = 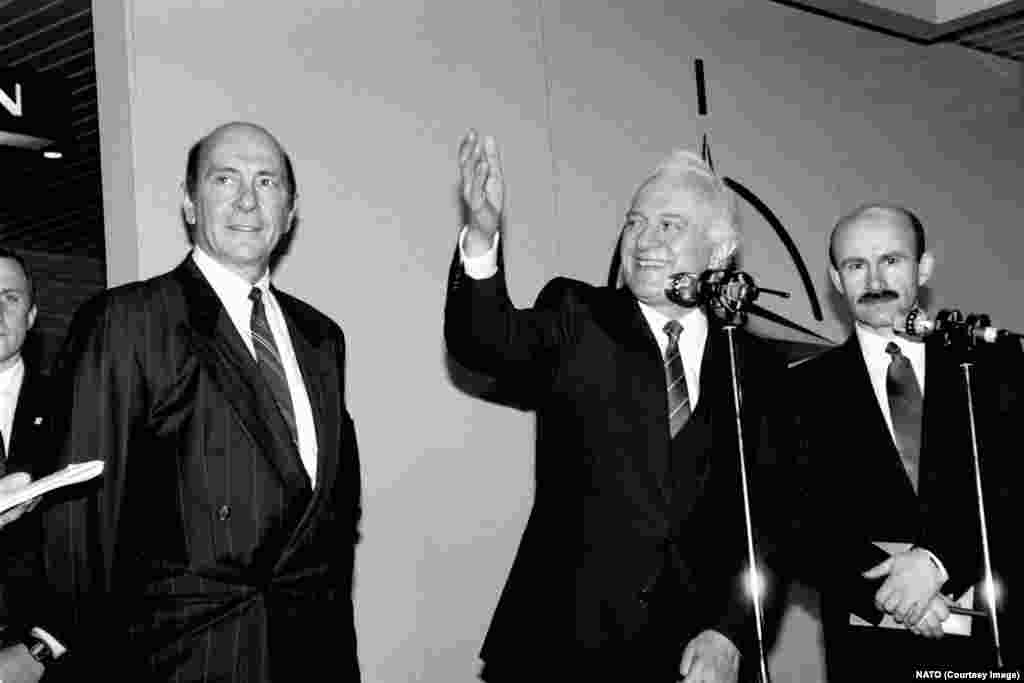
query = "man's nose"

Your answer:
(865, 266), (886, 291)
(234, 183), (258, 211)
